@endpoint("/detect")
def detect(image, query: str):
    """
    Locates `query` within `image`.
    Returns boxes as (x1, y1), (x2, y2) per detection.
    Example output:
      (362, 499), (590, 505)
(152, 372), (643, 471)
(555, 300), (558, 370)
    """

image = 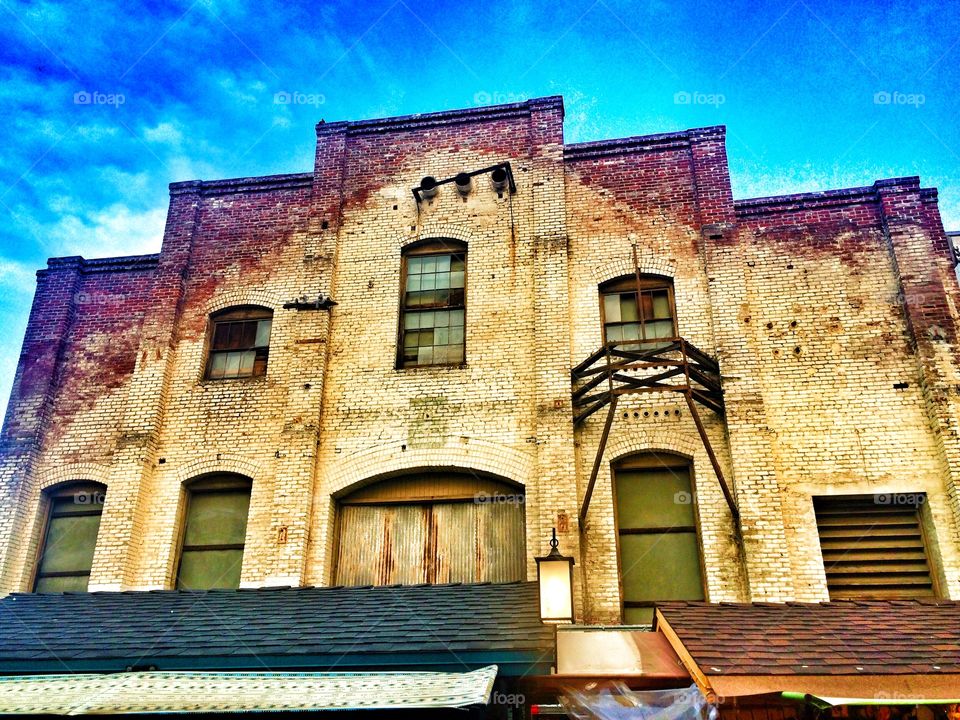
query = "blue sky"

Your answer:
(1, 0), (958, 420)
